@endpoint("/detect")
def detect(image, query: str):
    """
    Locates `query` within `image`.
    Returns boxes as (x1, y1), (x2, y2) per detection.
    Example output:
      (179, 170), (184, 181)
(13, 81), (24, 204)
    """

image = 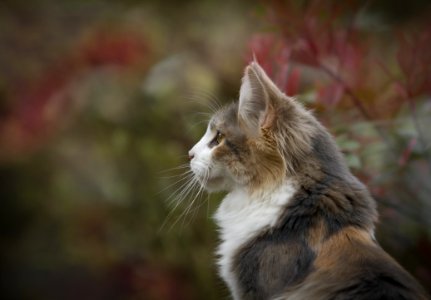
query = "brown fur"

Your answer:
(212, 104), (286, 193)
(278, 225), (428, 300)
